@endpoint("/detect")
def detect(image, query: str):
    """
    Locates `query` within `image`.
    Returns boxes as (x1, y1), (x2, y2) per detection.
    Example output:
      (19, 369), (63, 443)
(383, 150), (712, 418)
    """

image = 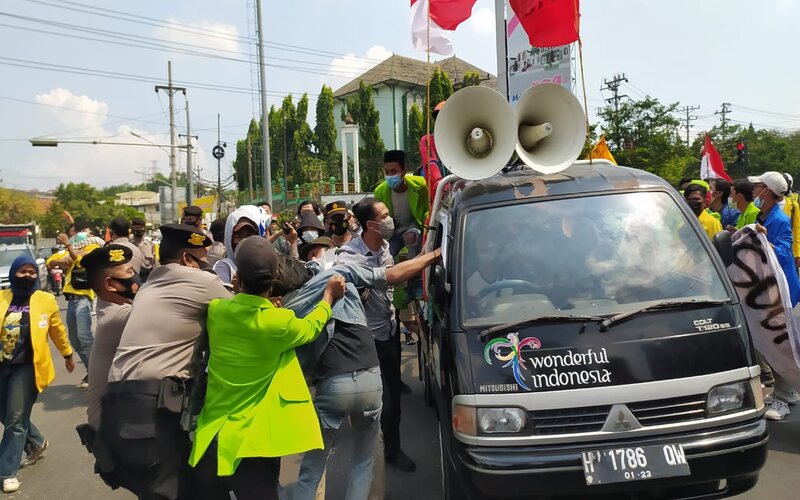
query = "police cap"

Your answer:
(160, 223), (211, 250)
(82, 244), (133, 276)
(183, 205), (203, 217)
